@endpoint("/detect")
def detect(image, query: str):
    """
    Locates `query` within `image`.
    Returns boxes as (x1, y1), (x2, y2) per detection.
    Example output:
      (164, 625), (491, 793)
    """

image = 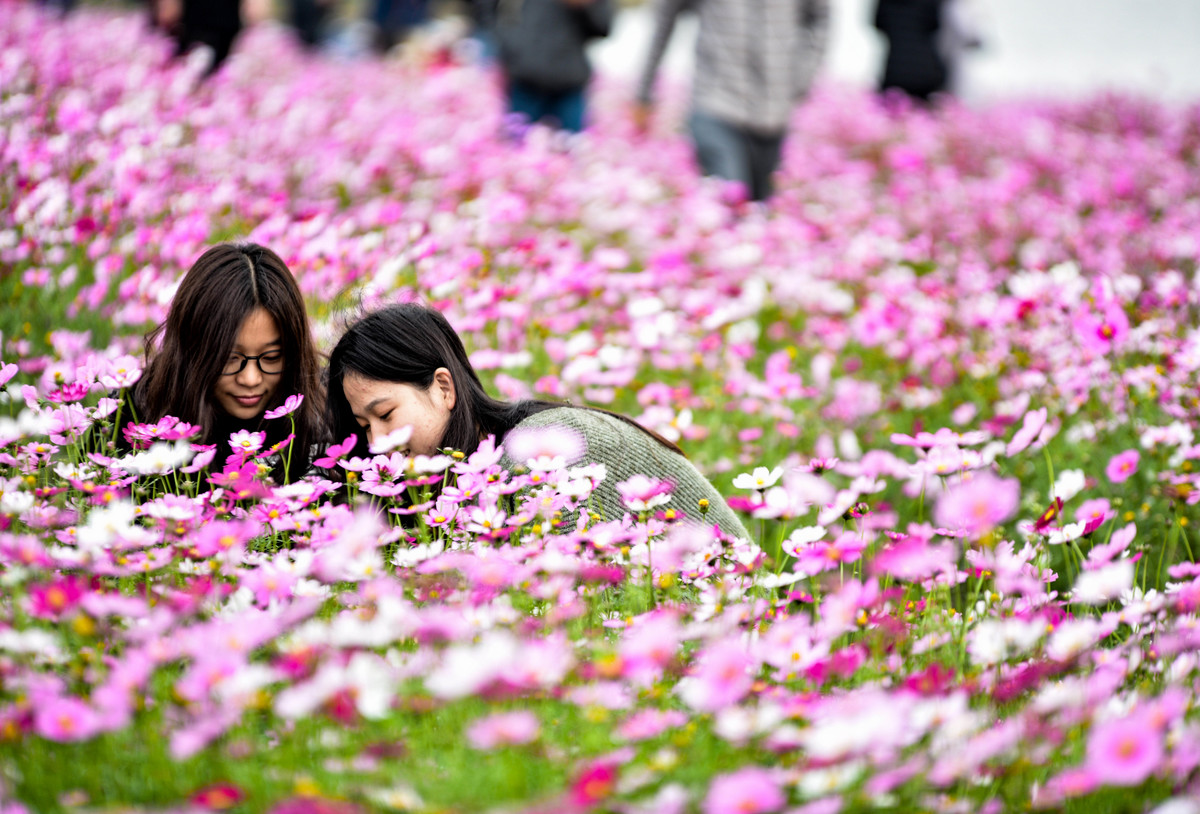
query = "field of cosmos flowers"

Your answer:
(6, 3), (1200, 813)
